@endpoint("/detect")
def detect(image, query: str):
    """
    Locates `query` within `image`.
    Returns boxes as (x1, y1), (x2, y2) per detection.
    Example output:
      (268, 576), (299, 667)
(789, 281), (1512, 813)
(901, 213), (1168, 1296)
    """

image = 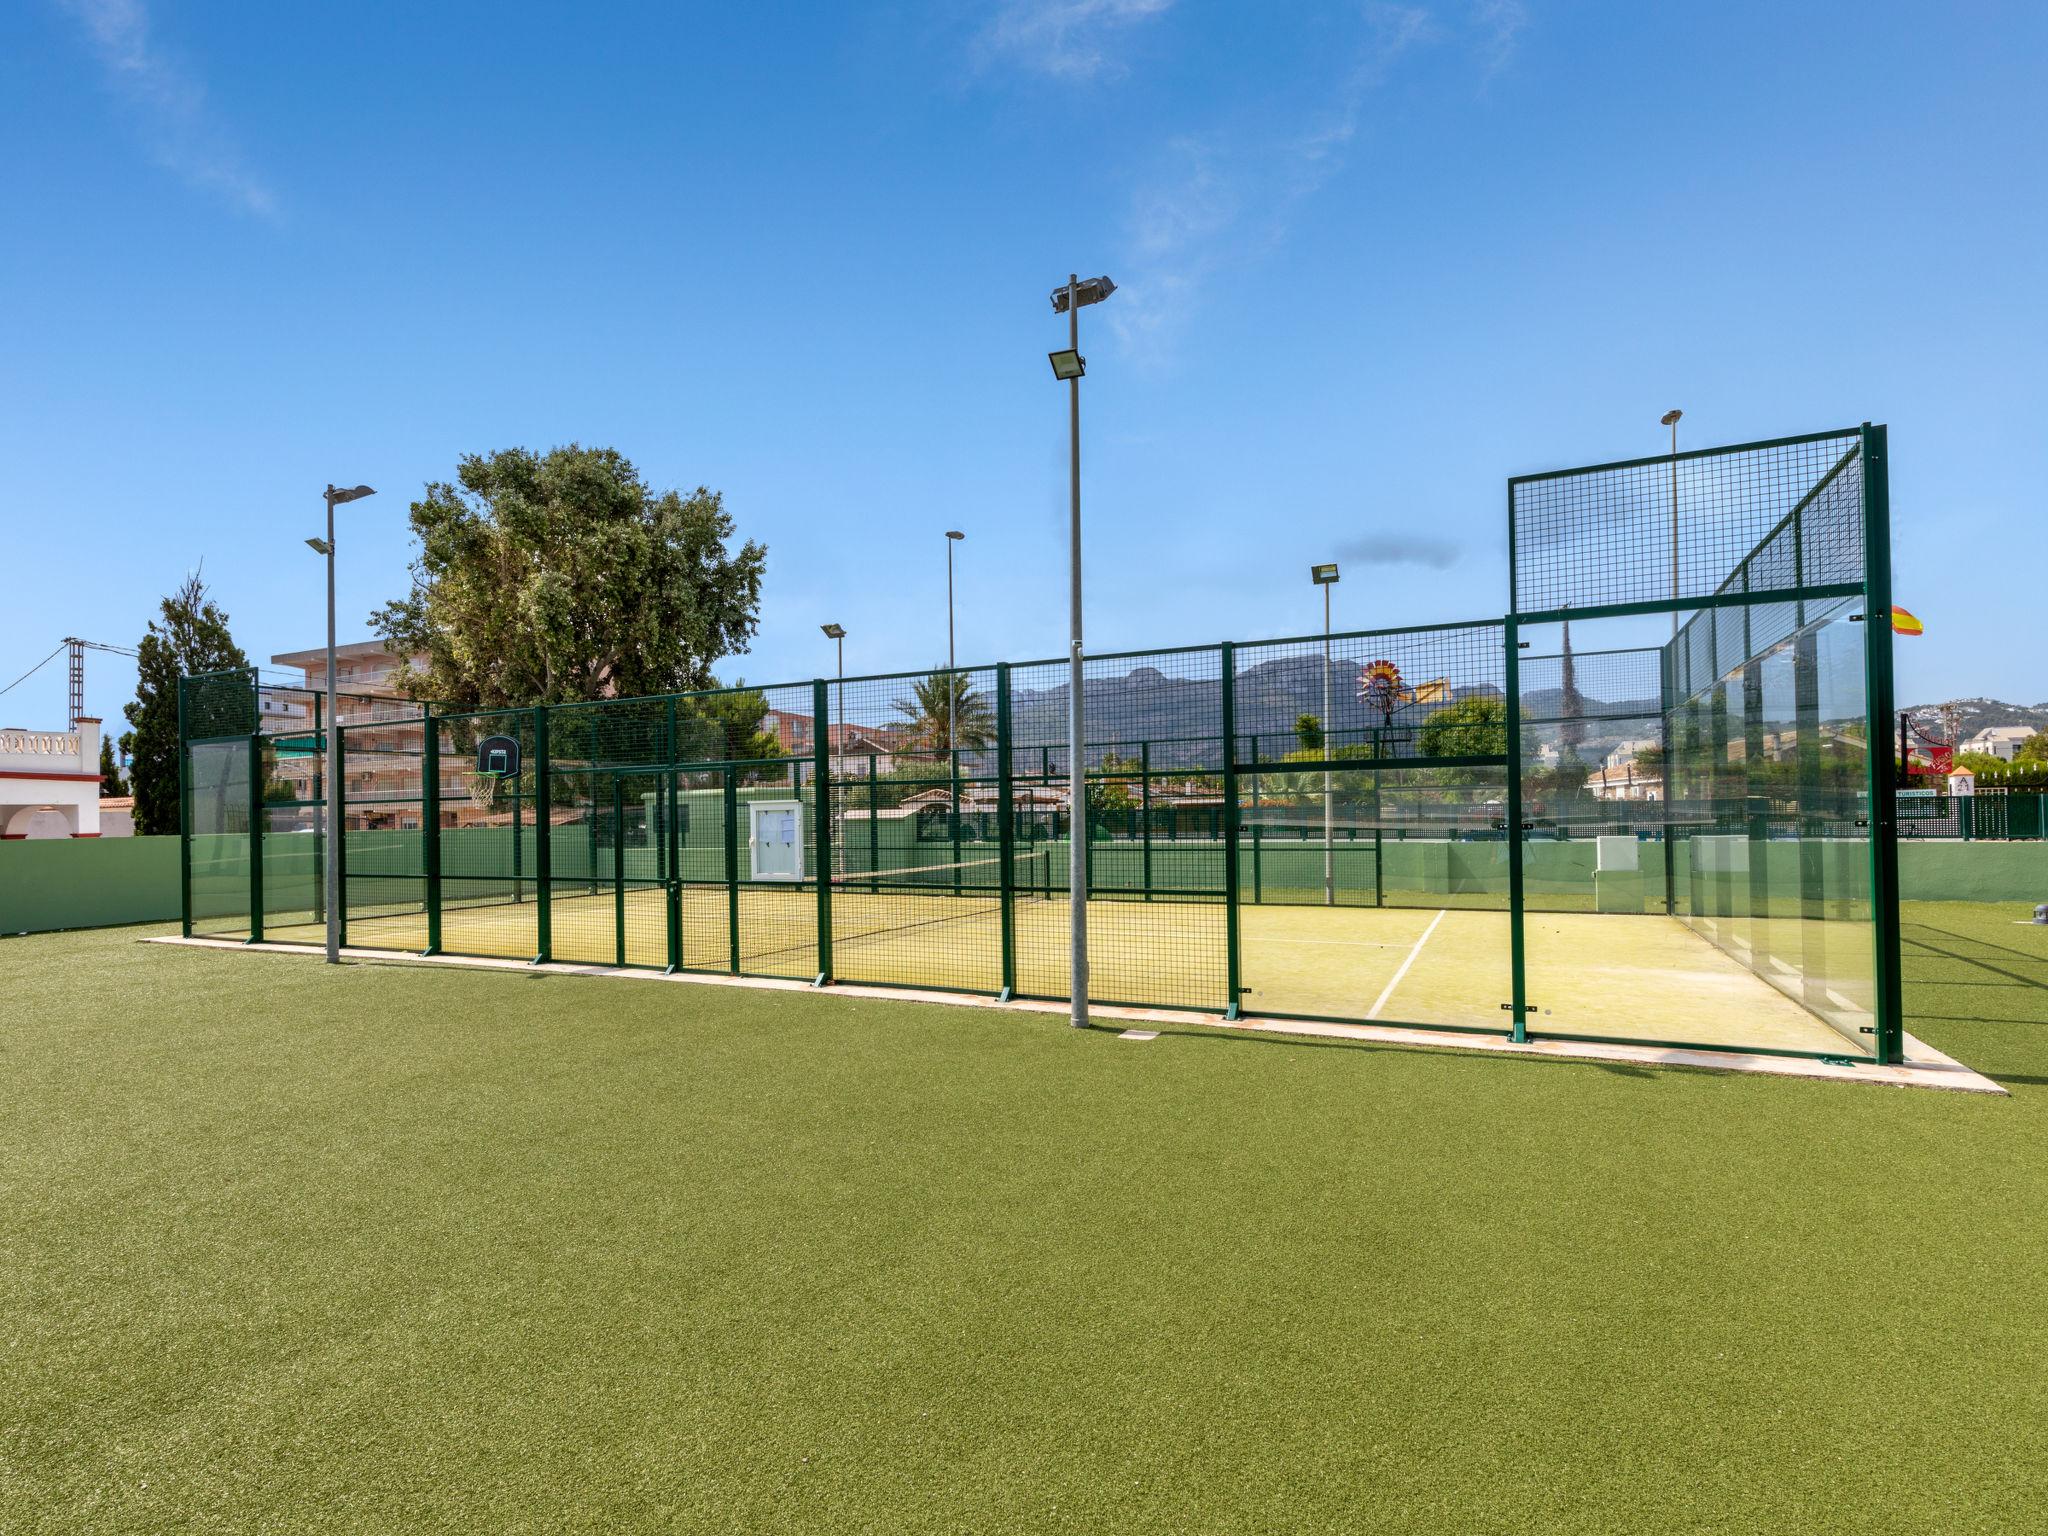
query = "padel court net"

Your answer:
(179, 426), (1904, 1062)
